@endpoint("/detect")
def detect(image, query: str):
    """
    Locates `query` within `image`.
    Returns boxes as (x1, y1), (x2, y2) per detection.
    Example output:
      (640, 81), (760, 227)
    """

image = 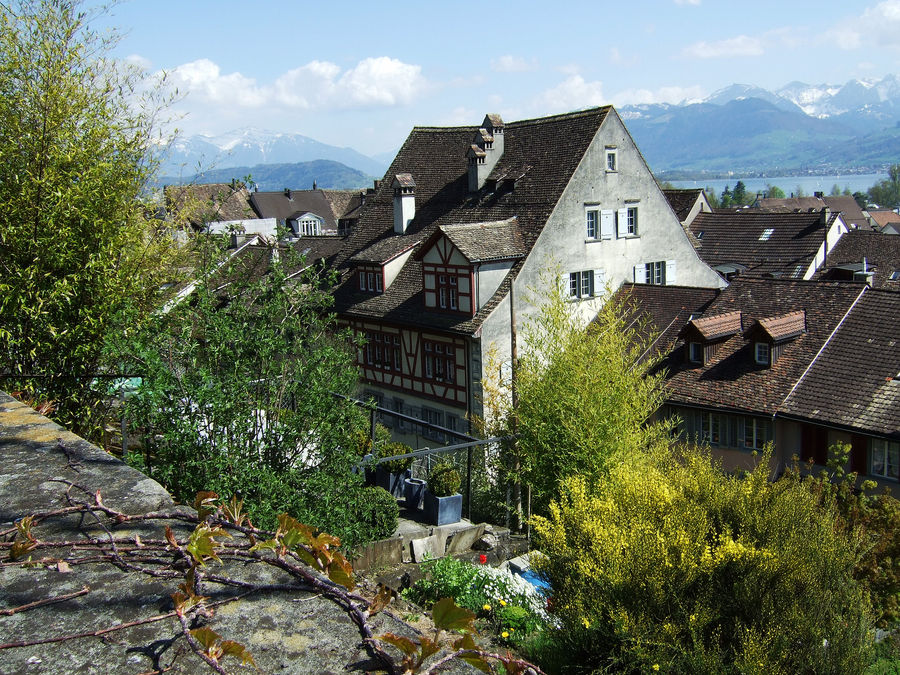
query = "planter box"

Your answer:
(423, 490), (463, 526)
(375, 467), (411, 499)
(404, 478), (426, 510)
